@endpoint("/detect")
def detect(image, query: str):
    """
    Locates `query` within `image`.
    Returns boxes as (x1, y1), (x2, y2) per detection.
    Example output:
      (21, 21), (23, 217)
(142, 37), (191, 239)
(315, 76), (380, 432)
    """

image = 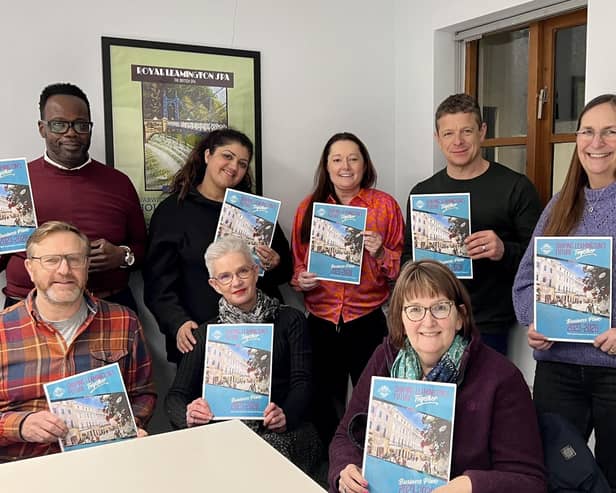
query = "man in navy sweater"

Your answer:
(1, 83), (146, 311)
